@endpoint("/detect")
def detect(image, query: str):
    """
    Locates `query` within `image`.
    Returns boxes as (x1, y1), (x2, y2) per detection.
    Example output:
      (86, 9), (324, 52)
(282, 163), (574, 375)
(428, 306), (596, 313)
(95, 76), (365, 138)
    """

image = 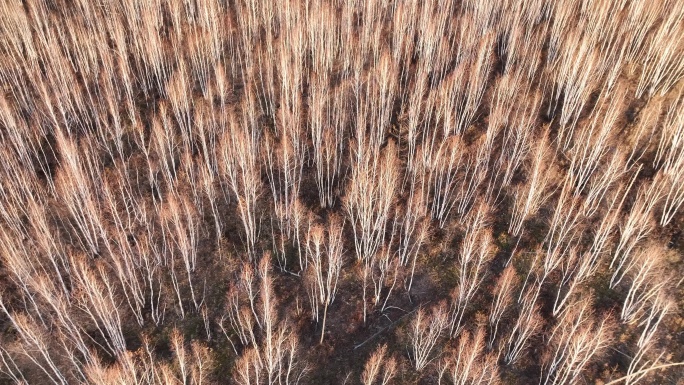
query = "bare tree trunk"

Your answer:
(319, 302), (328, 344)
